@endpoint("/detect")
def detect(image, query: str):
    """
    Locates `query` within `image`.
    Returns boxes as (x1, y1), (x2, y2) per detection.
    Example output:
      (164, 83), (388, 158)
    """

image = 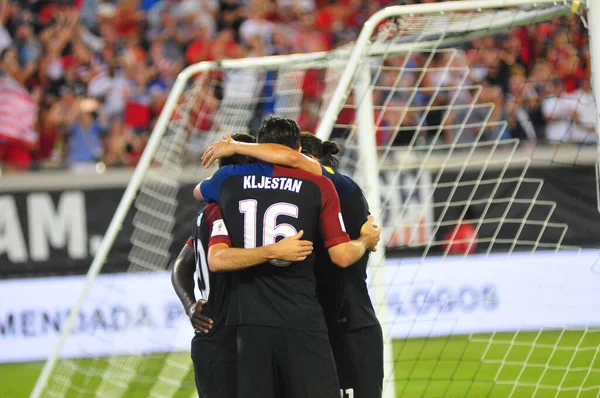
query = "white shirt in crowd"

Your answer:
(568, 89), (596, 143)
(543, 91), (596, 144)
(0, 23), (12, 53)
(88, 70), (129, 119)
(276, 0), (315, 12)
(239, 18), (275, 54)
